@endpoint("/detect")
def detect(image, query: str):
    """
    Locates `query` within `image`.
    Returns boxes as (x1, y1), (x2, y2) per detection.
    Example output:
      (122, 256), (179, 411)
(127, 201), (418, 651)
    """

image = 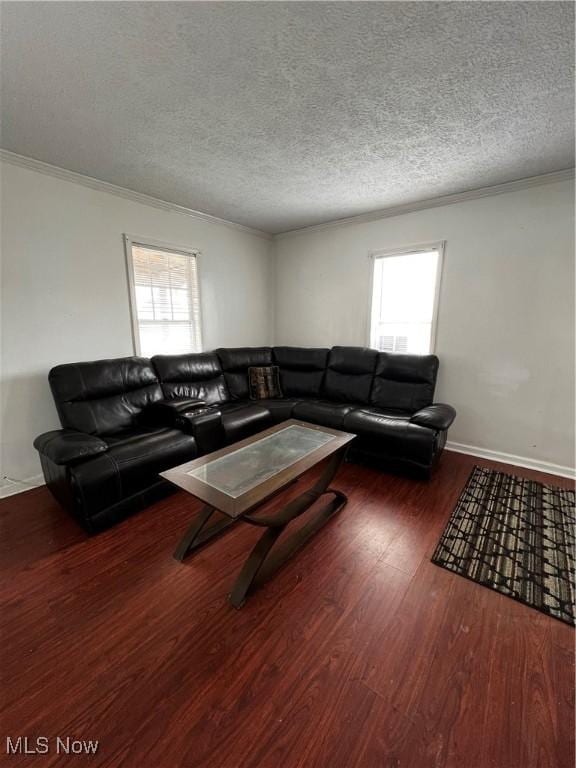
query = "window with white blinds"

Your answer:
(369, 244), (443, 355)
(125, 238), (203, 357)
